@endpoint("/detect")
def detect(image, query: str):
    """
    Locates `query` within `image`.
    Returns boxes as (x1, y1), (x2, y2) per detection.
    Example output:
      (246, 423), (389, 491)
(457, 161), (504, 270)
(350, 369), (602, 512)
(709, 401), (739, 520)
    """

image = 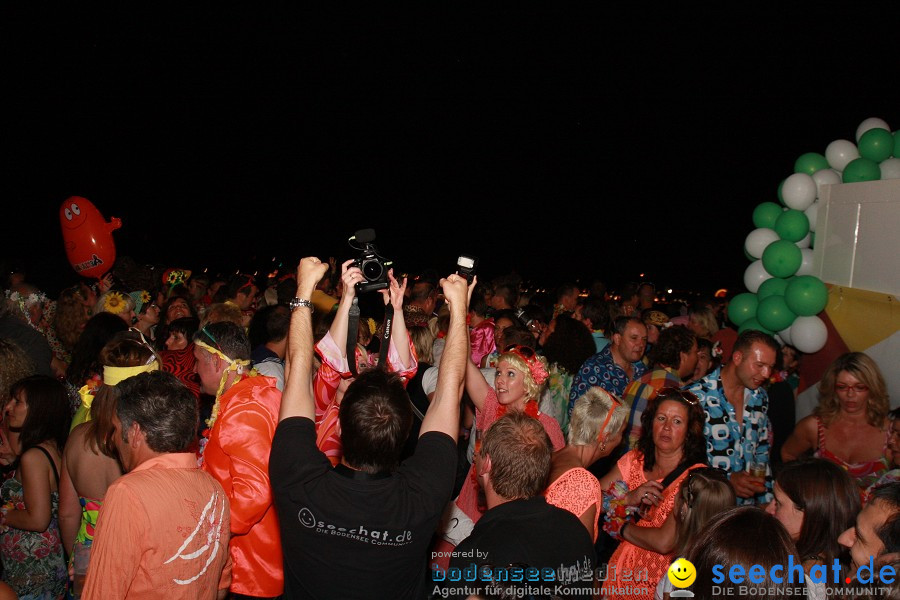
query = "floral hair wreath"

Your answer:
(103, 291), (128, 315)
(5, 290), (48, 308)
(503, 345), (549, 386)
